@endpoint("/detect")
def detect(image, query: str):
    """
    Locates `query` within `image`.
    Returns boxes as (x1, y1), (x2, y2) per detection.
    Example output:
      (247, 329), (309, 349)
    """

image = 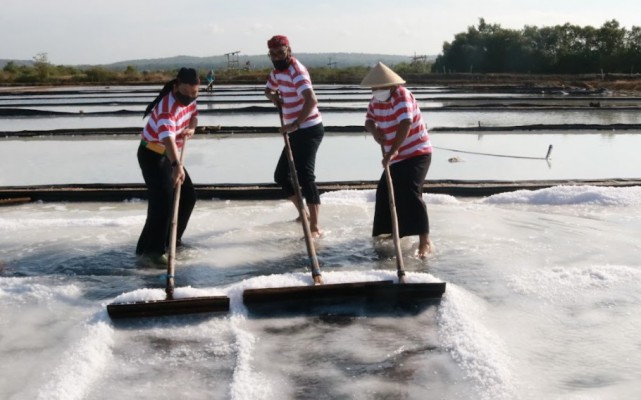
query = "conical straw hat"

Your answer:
(360, 62), (406, 88)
